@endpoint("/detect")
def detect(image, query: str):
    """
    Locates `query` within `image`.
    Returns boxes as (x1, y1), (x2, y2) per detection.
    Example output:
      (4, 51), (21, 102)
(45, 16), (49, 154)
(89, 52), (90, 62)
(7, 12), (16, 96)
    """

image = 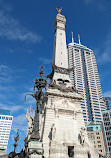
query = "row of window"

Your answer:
(0, 133), (9, 135)
(0, 116), (13, 120)
(0, 128), (11, 130)
(0, 136), (8, 138)
(0, 141), (7, 143)
(0, 125), (11, 128)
